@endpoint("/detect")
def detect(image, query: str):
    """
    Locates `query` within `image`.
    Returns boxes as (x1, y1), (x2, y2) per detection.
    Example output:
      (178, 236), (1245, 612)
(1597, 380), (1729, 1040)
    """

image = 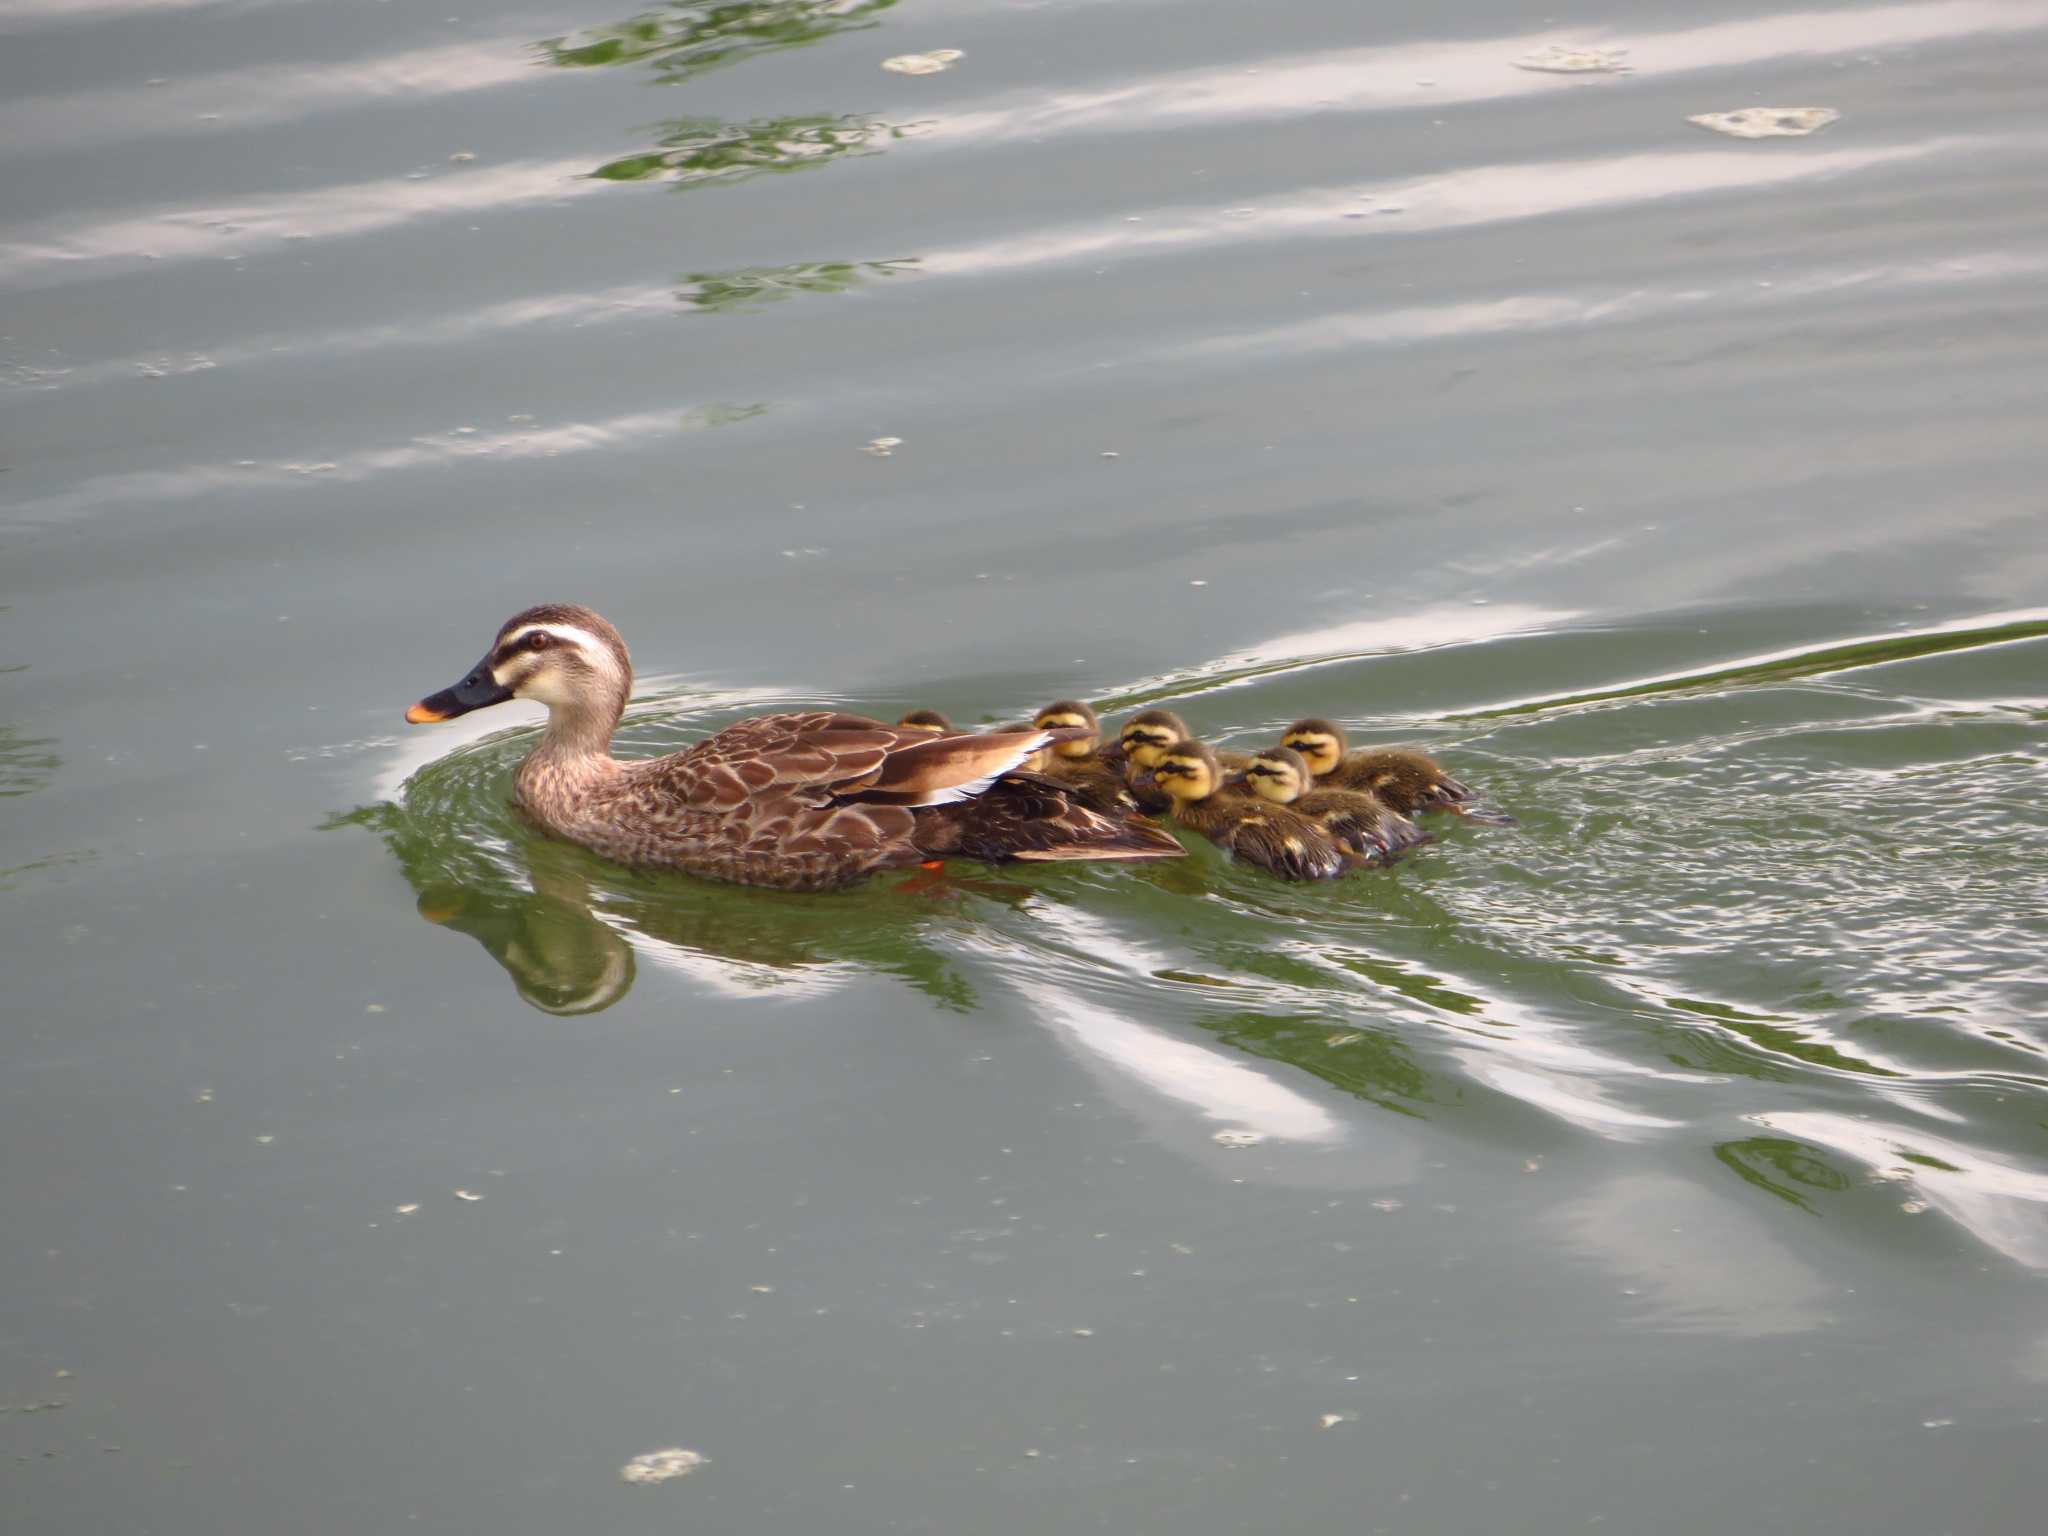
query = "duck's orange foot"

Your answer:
(896, 861), (960, 899)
